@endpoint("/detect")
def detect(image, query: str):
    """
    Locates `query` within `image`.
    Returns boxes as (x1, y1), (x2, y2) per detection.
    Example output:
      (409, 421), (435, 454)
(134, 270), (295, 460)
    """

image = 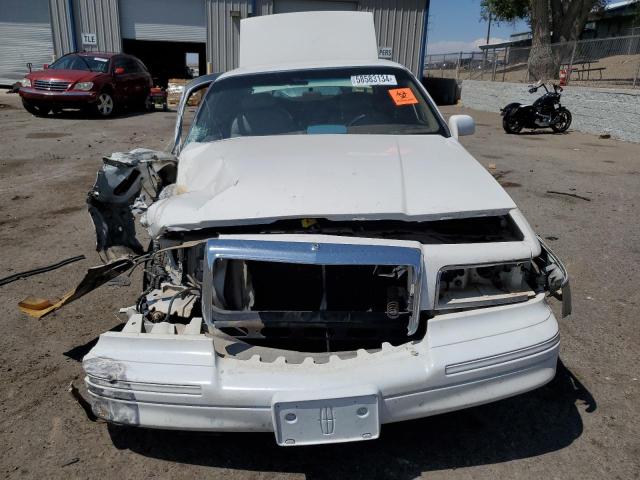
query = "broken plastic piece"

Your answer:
(18, 297), (54, 311)
(19, 258), (134, 318)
